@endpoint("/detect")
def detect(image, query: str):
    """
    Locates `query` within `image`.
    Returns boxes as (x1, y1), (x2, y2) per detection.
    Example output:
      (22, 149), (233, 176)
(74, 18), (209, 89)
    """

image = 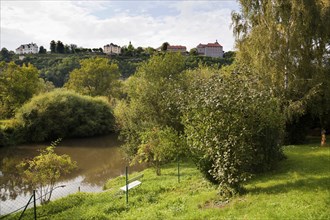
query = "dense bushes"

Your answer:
(14, 90), (115, 142)
(182, 73), (285, 197)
